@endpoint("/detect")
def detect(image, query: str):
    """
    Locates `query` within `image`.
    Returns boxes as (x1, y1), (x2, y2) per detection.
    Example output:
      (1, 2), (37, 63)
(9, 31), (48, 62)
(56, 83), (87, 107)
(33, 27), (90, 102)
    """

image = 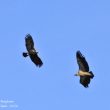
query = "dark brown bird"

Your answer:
(23, 34), (43, 67)
(74, 51), (94, 88)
